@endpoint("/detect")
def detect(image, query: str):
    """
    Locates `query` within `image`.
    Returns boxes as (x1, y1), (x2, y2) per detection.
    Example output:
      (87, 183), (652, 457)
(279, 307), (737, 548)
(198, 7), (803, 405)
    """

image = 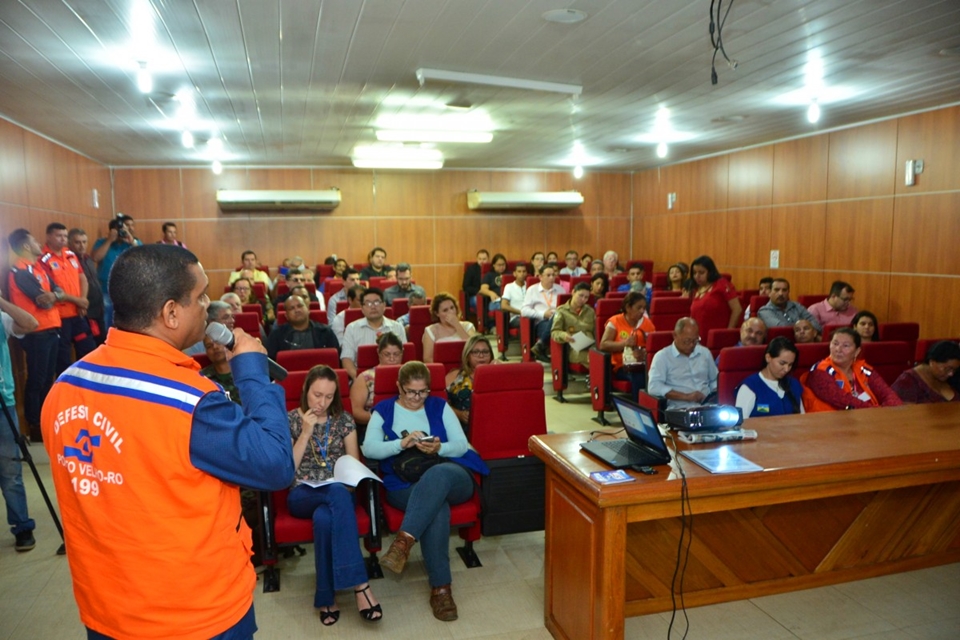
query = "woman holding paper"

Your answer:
(286, 365), (382, 625)
(599, 291), (656, 399)
(551, 282), (596, 366)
